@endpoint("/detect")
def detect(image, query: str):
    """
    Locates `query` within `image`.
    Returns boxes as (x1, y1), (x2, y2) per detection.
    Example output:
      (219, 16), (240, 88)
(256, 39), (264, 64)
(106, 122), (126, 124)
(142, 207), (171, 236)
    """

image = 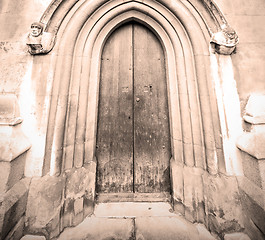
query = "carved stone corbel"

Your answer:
(210, 24), (239, 55)
(26, 22), (56, 55)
